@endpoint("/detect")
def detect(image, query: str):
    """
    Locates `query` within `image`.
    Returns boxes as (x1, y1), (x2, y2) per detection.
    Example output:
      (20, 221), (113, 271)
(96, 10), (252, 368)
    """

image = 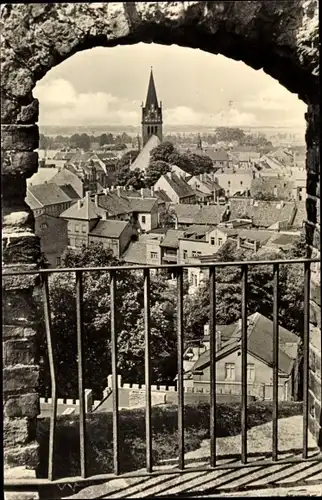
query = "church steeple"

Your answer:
(141, 67), (163, 147)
